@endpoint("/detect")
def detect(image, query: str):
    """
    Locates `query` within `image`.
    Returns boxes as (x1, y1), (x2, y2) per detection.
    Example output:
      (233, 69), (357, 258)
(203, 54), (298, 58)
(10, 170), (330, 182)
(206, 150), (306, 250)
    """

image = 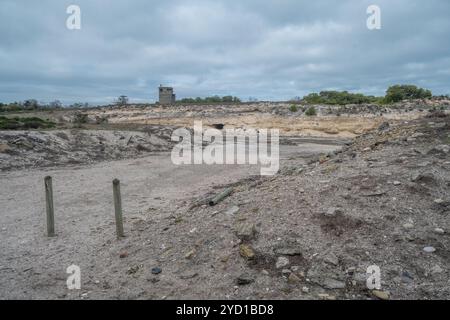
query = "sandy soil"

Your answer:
(0, 103), (448, 300)
(83, 103), (429, 138)
(0, 142), (340, 299)
(8, 100), (440, 138)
